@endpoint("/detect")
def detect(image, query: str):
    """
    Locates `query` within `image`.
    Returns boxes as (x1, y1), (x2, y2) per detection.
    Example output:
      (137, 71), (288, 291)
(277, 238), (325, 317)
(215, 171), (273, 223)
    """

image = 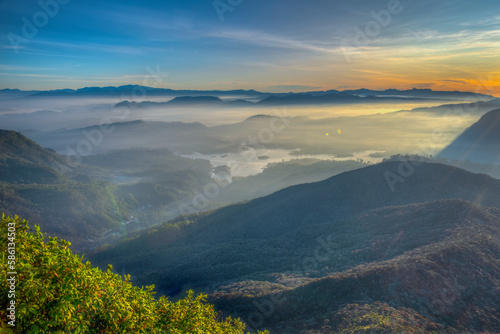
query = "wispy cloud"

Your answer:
(267, 84), (322, 92)
(205, 28), (341, 54)
(0, 65), (58, 71)
(442, 79), (469, 85)
(0, 73), (73, 78)
(1, 0), (499, 91)
(31, 40), (146, 56)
